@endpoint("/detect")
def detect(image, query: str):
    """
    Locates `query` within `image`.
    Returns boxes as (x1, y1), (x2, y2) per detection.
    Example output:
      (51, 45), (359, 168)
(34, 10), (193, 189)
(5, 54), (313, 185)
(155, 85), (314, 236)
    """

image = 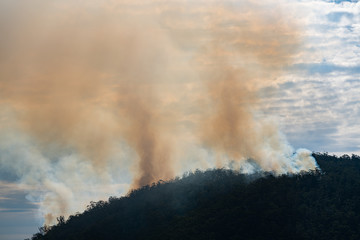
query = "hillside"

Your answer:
(28, 153), (360, 240)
